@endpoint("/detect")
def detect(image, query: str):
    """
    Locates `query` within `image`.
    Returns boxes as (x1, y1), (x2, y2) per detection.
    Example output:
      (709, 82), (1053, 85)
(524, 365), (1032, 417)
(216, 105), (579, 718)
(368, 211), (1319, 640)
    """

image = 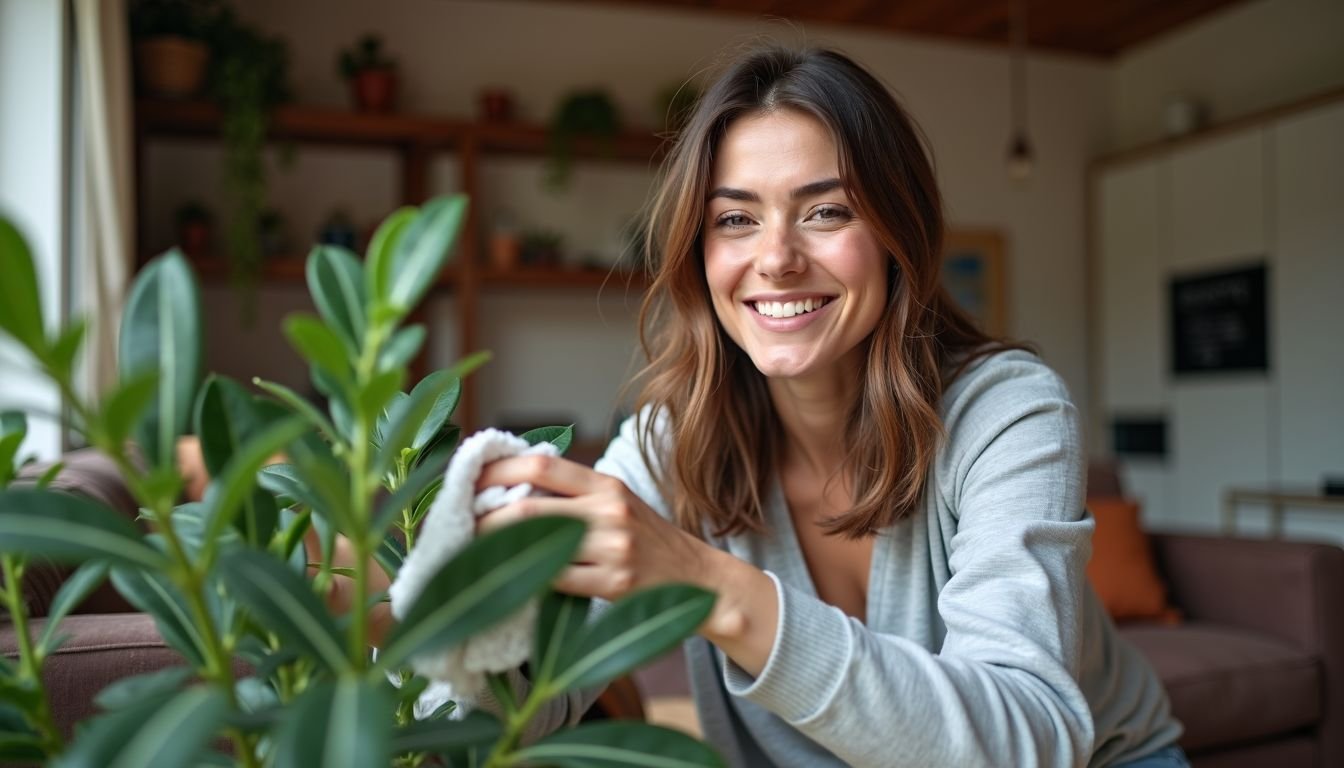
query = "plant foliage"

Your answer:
(0, 199), (720, 767)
